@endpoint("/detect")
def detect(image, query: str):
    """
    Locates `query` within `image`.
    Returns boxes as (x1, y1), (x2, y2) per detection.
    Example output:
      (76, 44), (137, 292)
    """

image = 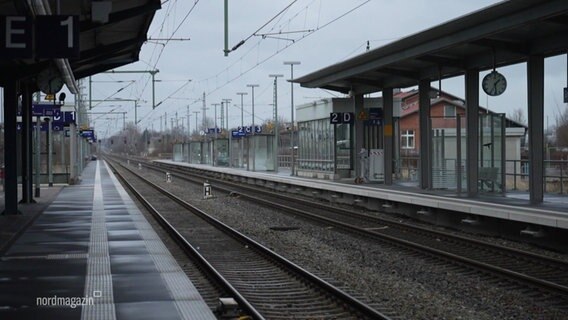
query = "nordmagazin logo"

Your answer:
(36, 291), (99, 309)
